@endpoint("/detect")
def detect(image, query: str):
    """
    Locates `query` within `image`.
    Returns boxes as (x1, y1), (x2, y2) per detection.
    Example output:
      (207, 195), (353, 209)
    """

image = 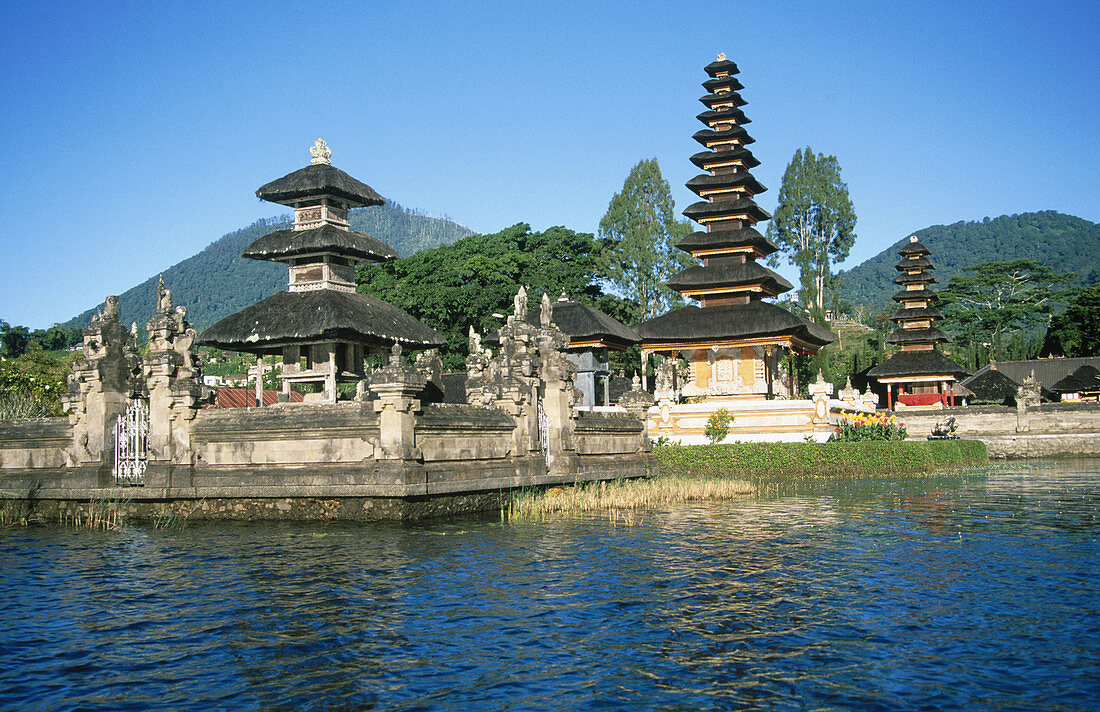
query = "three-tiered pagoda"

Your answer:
(200, 140), (444, 403)
(867, 235), (968, 408)
(637, 54), (835, 399)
